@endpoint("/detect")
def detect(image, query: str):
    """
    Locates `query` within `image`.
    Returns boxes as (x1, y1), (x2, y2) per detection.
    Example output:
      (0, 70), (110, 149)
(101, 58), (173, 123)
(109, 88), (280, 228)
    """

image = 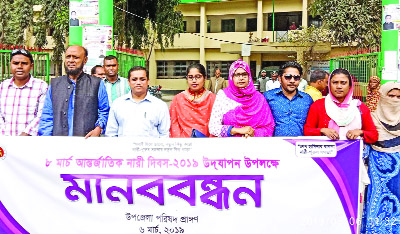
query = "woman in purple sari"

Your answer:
(209, 59), (275, 137)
